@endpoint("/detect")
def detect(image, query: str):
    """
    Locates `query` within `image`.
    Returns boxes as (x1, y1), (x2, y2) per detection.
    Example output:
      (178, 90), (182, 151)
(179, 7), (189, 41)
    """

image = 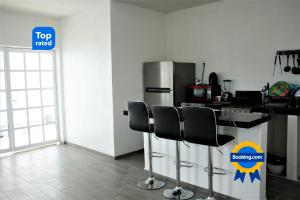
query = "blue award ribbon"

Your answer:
(234, 170), (246, 183)
(231, 141), (264, 183)
(249, 170), (260, 183)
